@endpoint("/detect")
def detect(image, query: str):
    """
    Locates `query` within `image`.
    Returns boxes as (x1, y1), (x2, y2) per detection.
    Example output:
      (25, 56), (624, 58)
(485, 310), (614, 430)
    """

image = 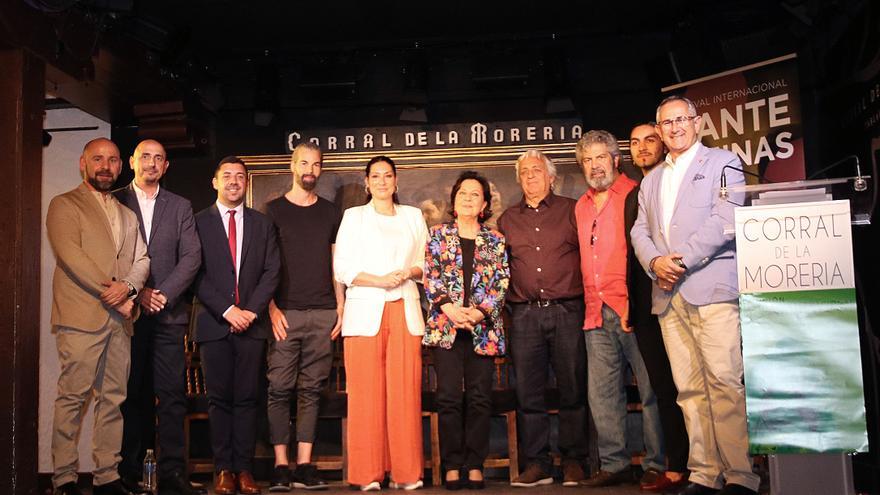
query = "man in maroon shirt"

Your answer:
(574, 130), (664, 489)
(498, 149), (588, 488)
